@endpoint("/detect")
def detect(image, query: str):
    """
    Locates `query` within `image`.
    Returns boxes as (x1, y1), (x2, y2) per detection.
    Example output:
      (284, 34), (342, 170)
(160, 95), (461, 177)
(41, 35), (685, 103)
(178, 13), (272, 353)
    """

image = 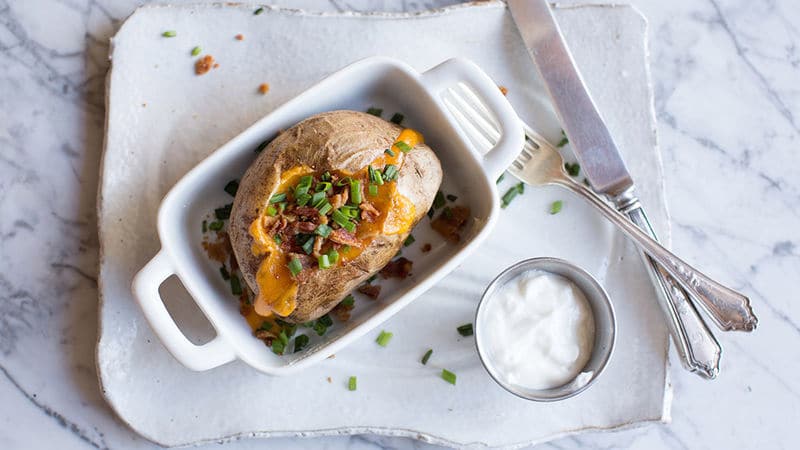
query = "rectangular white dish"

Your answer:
(131, 56), (524, 375)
